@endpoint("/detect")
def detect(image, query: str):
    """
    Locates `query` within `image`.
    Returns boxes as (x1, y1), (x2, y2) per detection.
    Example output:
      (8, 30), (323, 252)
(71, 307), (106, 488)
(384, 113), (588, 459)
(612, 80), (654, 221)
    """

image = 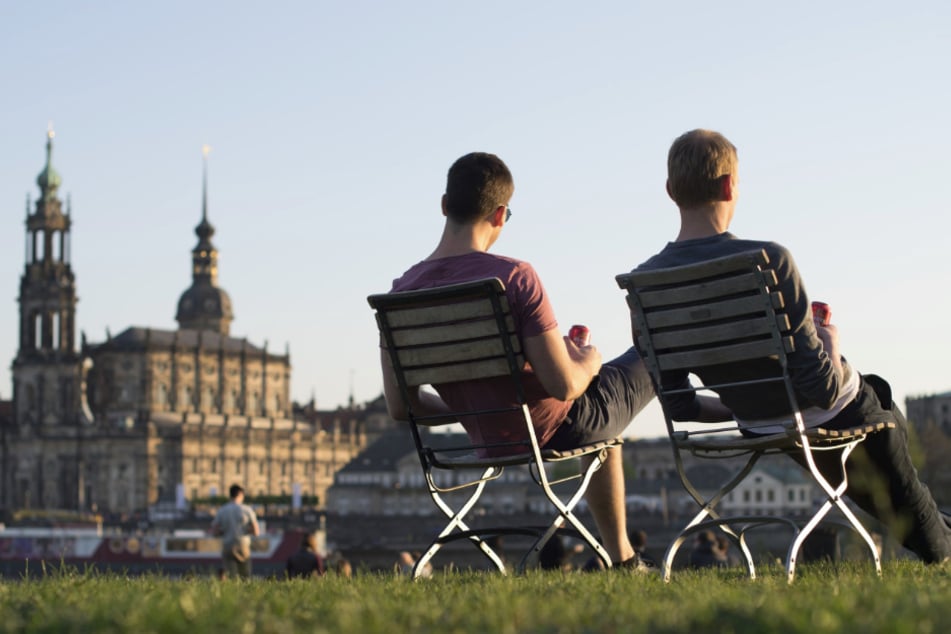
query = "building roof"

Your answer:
(335, 428), (468, 475)
(756, 462), (810, 485)
(86, 326), (276, 356)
